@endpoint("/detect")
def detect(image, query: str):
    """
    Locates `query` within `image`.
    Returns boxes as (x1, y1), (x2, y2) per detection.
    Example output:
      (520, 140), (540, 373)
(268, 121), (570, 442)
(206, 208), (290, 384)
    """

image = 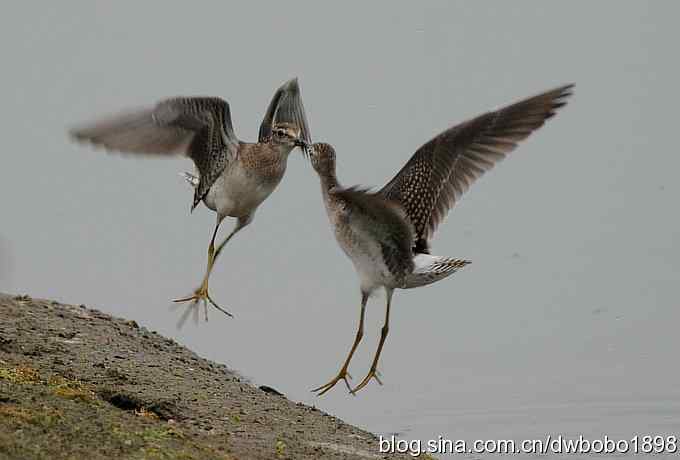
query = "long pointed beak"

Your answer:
(294, 139), (309, 149)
